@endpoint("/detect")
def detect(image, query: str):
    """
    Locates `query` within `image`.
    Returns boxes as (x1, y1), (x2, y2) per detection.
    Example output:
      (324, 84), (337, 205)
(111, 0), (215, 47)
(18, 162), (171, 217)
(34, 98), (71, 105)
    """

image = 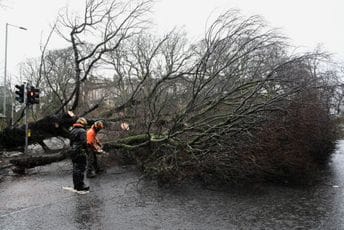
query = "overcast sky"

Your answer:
(0, 0), (343, 84)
